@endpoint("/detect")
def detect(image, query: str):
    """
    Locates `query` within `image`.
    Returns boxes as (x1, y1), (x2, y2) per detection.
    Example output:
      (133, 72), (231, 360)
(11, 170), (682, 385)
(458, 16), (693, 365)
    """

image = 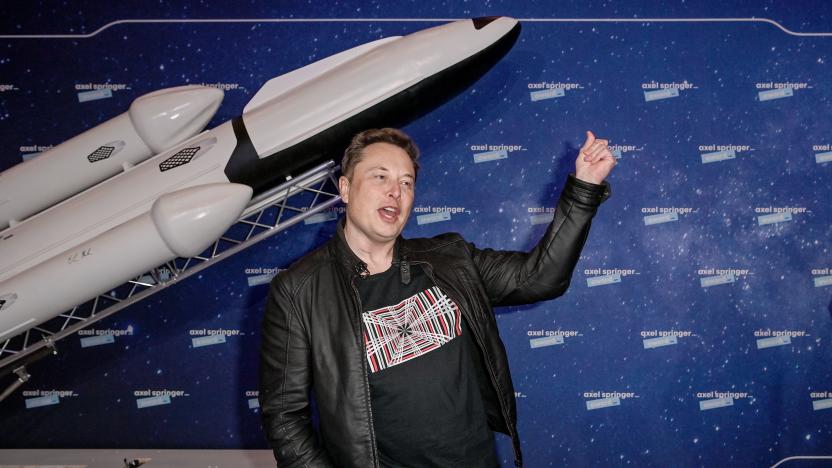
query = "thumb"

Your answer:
(581, 130), (596, 151)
